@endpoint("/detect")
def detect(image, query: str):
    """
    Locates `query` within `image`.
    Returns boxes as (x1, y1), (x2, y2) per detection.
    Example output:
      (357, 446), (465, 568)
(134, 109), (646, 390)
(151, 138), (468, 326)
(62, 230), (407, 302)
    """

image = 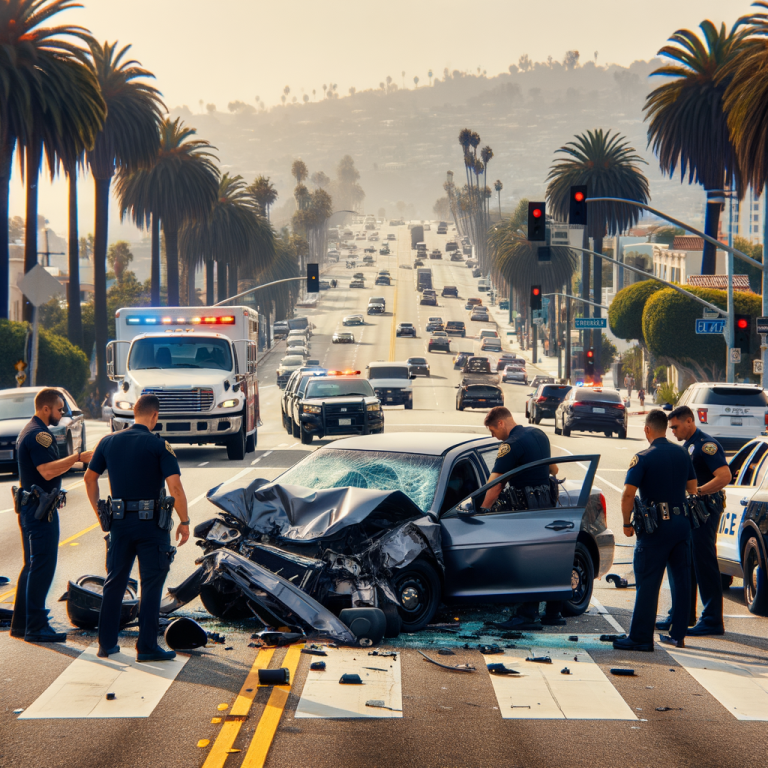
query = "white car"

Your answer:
(479, 329), (499, 340)
(502, 365), (527, 384)
(674, 383), (768, 451)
